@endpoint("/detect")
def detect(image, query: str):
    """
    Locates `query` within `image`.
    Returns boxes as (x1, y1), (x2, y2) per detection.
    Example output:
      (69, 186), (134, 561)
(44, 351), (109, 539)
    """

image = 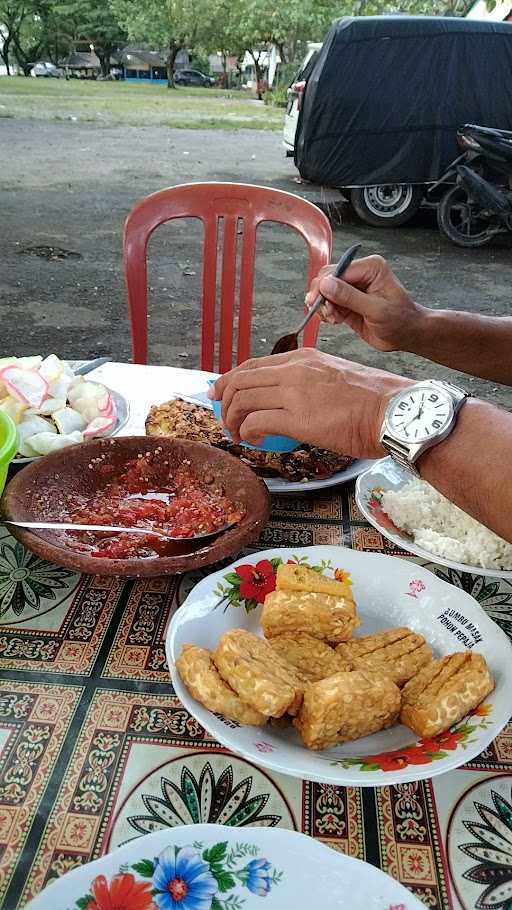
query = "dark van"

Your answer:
(294, 16), (512, 226)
